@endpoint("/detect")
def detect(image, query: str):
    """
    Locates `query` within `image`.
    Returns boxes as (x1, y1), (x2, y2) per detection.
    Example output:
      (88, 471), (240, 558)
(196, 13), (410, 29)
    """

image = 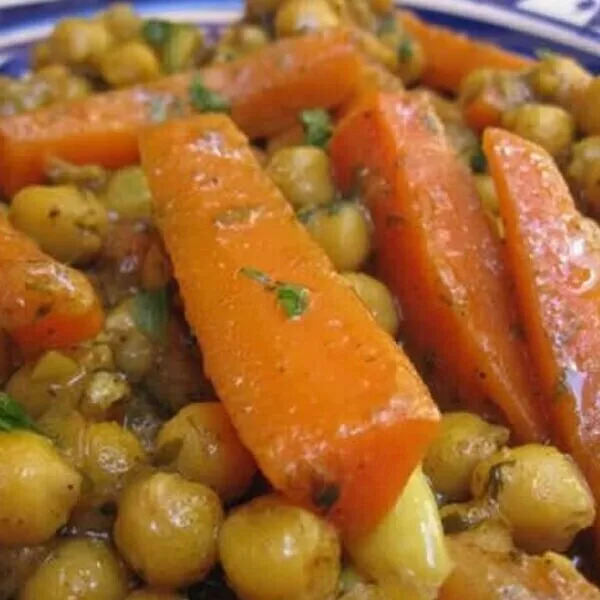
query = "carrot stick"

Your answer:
(441, 529), (600, 600)
(329, 92), (547, 443)
(484, 128), (600, 519)
(0, 215), (103, 354)
(0, 30), (362, 196)
(140, 114), (440, 535)
(400, 11), (534, 93)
